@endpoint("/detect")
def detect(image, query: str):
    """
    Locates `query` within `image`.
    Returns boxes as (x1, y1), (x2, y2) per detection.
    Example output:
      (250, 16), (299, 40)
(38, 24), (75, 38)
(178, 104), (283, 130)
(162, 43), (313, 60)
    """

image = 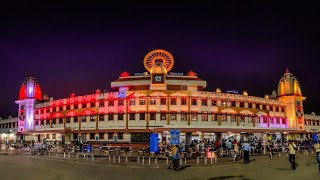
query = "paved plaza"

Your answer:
(0, 153), (319, 180)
